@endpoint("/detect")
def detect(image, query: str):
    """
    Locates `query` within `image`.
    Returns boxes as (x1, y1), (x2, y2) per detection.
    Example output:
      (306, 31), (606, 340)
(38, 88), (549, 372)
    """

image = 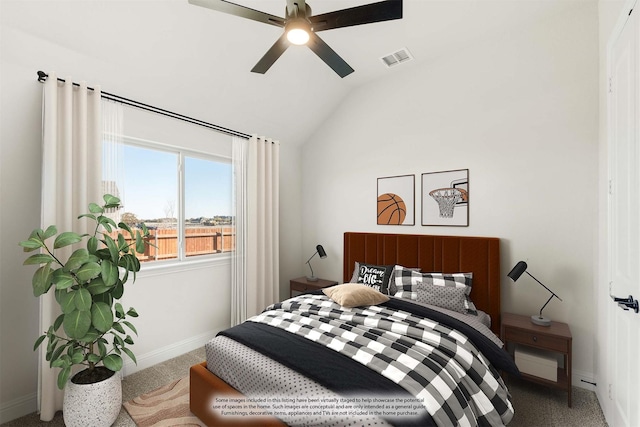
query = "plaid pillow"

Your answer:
(393, 266), (477, 315)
